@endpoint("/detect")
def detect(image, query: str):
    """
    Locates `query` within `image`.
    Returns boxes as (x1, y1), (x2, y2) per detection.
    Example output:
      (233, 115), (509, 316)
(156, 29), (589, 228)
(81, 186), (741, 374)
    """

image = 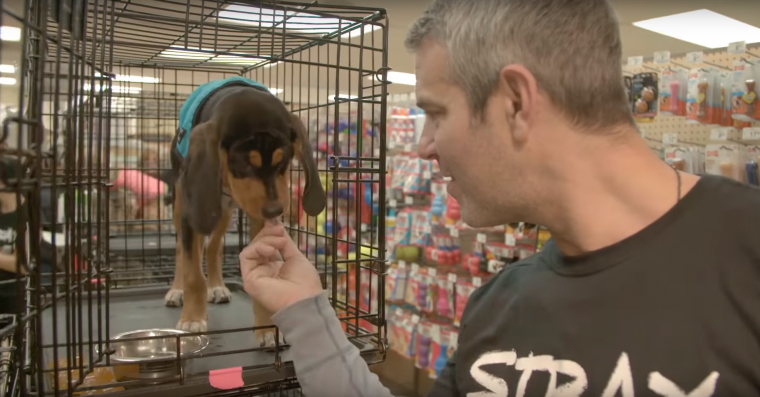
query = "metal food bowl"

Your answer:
(107, 329), (209, 383)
